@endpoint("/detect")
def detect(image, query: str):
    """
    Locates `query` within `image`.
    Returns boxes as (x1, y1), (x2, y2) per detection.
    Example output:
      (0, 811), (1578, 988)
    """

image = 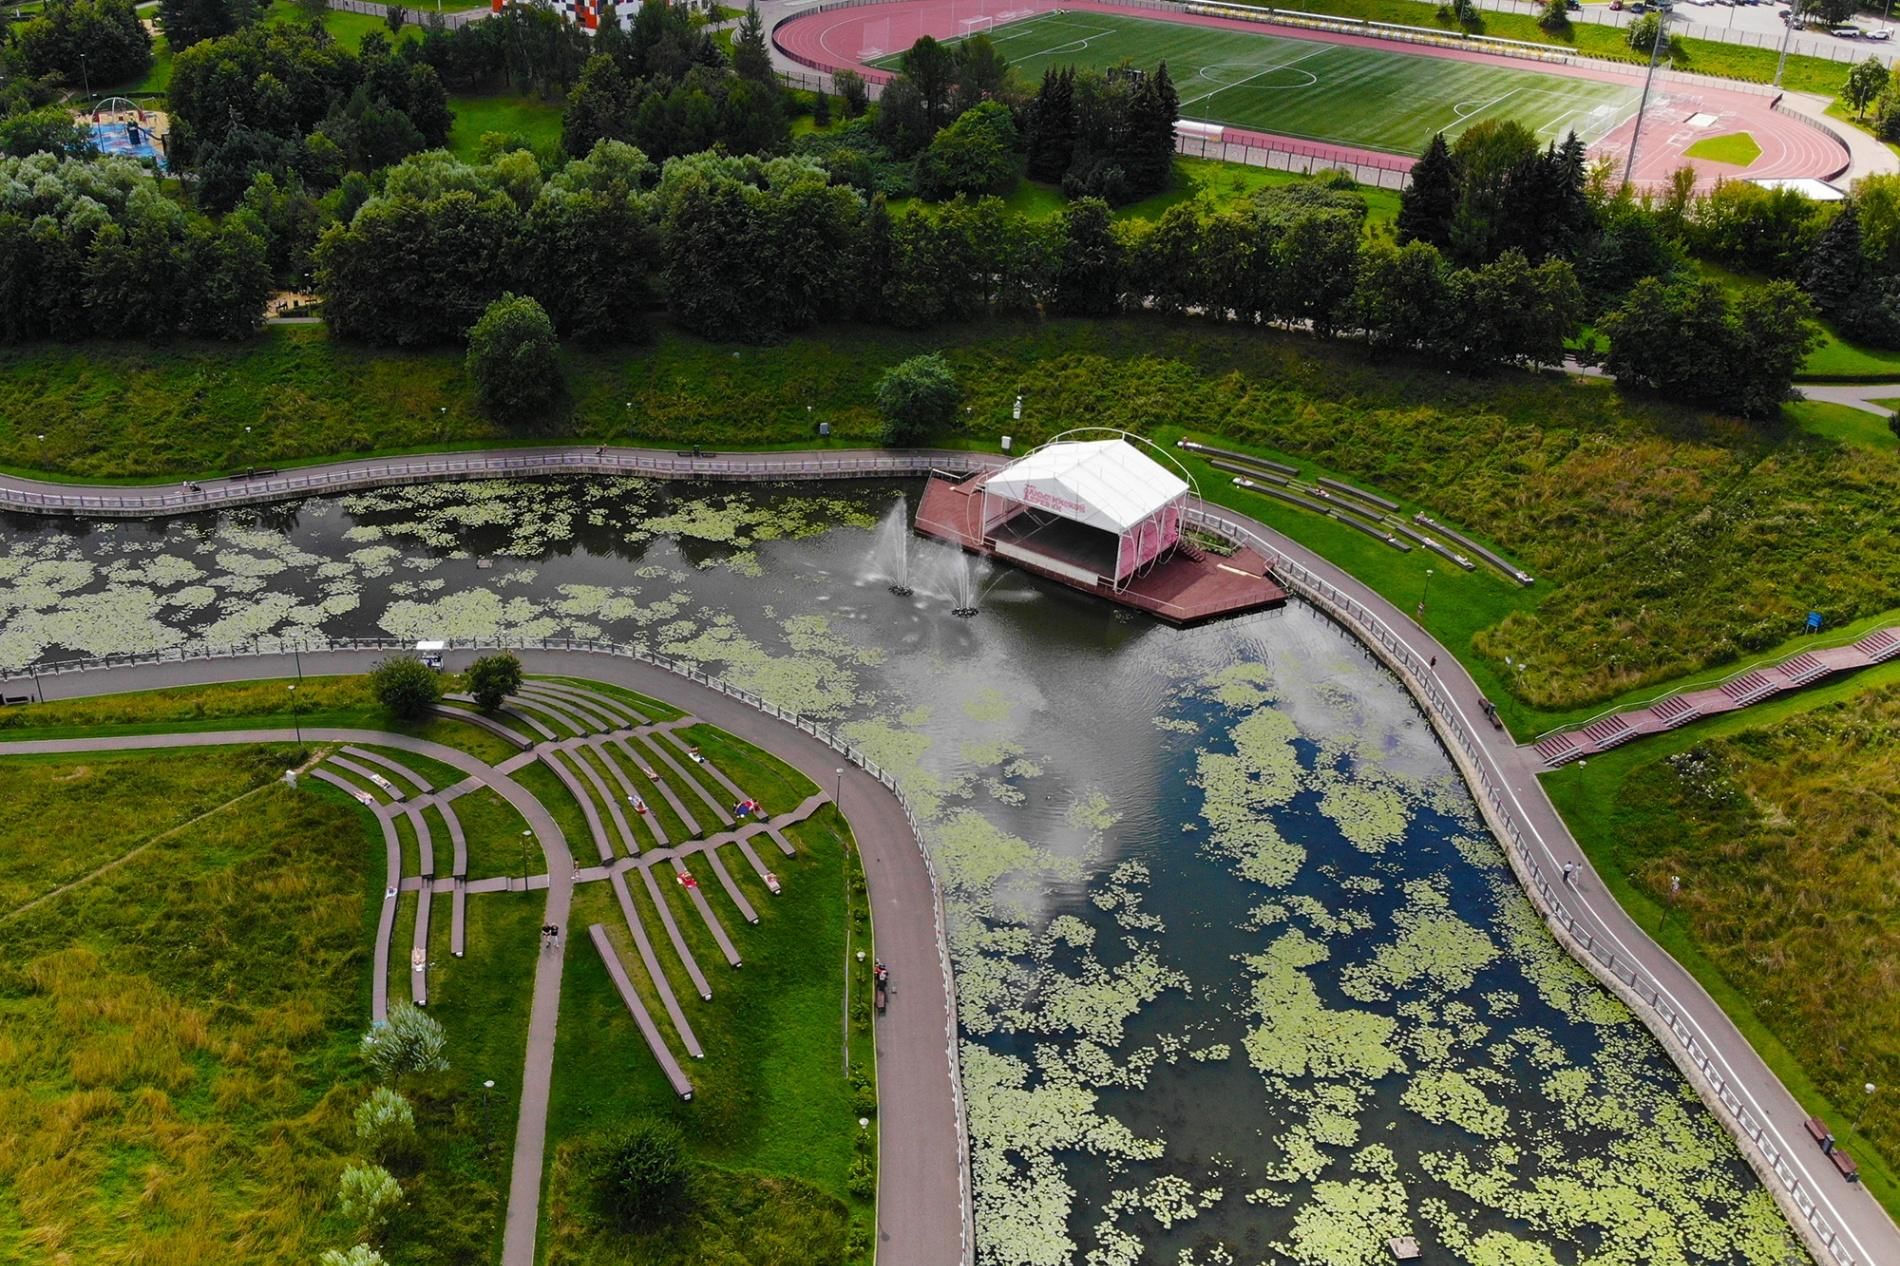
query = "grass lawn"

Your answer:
(539, 759), (875, 1263)
(1681, 130), (1762, 166)
(1543, 664), (1900, 1215)
(878, 9), (1637, 156)
(447, 93), (567, 161)
(0, 741), (498, 1264)
(1787, 399), (1899, 451)
(1799, 324), (1900, 380)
